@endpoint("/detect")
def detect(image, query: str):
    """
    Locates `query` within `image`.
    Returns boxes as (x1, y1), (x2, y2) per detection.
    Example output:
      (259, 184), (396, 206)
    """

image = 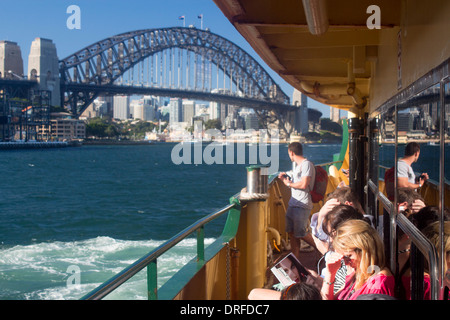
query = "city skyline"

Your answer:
(0, 0), (331, 118)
